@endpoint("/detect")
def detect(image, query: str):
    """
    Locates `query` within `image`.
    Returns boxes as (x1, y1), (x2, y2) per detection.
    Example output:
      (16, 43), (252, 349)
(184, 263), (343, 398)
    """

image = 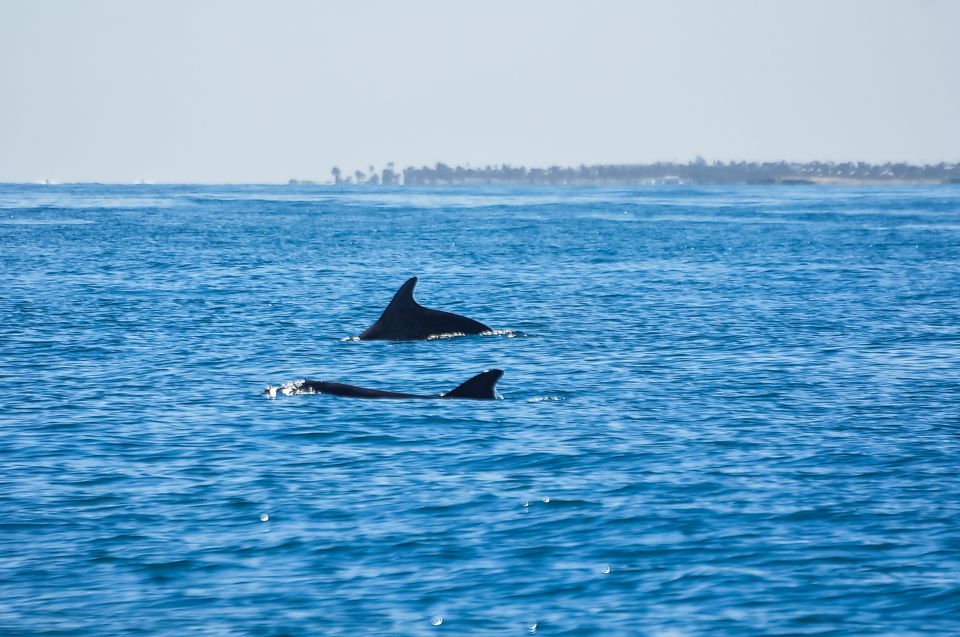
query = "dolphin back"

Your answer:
(441, 369), (504, 400)
(358, 277), (491, 340)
